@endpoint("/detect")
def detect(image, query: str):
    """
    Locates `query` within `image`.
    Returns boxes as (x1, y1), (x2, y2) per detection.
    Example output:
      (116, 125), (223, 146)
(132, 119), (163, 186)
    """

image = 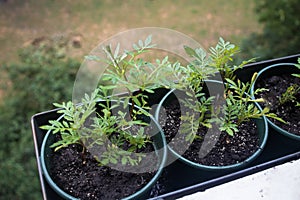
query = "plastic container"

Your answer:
(31, 54), (300, 200)
(251, 62), (300, 141)
(155, 81), (268, 171)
